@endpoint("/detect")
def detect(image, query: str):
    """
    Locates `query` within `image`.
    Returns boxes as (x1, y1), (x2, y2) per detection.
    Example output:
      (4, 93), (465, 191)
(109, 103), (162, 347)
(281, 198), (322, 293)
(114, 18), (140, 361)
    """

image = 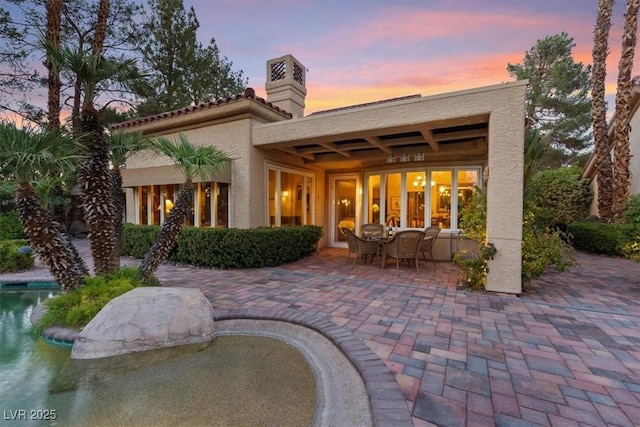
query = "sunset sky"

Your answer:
(185, 0), (639, 115)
